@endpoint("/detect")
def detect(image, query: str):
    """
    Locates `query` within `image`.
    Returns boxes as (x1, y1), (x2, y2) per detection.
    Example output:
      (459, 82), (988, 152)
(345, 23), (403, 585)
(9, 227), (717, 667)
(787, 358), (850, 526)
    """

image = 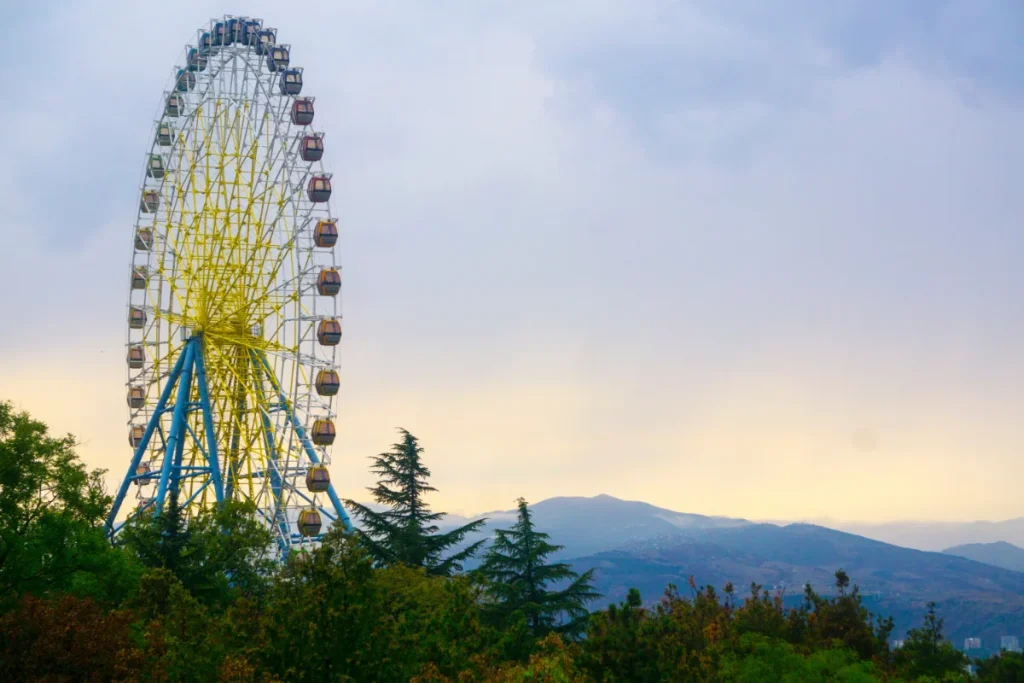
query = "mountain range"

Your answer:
(826, 519), (1024, 552)
(419, 494), (1024, 651)
(943, 541), (1024, 573)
